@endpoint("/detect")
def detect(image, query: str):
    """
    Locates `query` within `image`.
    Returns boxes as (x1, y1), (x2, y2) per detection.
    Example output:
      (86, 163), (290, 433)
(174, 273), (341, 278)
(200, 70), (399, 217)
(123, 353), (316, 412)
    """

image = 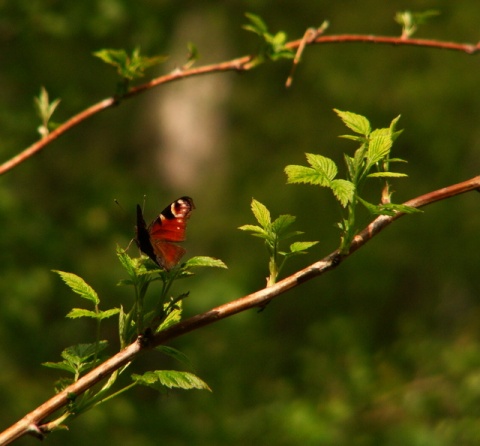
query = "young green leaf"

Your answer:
(395, 10), (440, 38)
(285, 154), (338, 187)
(366, 128), (393, 167)
(289, 241), (319, 254)
(243, 12), (269, 35)
(334, 109), (371, 135)
(183, 256), (227, 269)
(330, 179), (355, 207)
(62, 342), (109, 364)
(42, 361), (77, 374)
(34, 86), (61, 137)
(306, 153), (338, 182)
(358, 197), (422, 216)
(53, 271), (99, 305)
(367, 172), (407, 178)
(251, 198), (271, 228)
(242, 12), (293, 62)
(116, 246), (137, 277)
(156, 303), (182, 332)
(66, 308), (120, 320)
(271, 214), (296, 236)
(132, 370), (211, 392)
(185, 42), (199, 68)
(93, 47), (167, 81)
(238, 224), (267, 237)
(285, 164), (324, 185)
